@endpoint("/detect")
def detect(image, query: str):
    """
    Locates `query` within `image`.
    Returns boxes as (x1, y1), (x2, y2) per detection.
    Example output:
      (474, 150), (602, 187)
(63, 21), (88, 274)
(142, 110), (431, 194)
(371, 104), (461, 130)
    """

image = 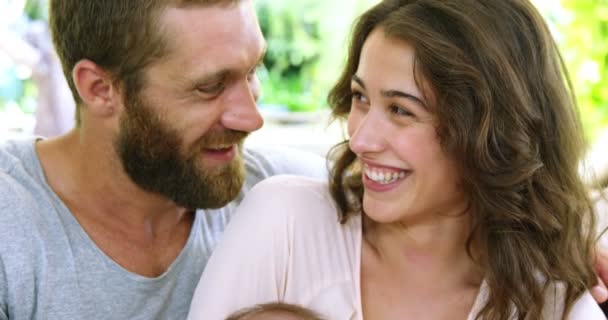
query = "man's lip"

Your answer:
(204, 146), (234, 151)
(200, 144), (237, 162)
